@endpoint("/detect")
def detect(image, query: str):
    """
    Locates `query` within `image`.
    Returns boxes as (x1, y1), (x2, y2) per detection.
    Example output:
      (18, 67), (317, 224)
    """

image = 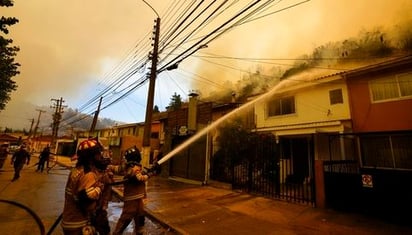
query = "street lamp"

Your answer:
(141, 0), (159, 18)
